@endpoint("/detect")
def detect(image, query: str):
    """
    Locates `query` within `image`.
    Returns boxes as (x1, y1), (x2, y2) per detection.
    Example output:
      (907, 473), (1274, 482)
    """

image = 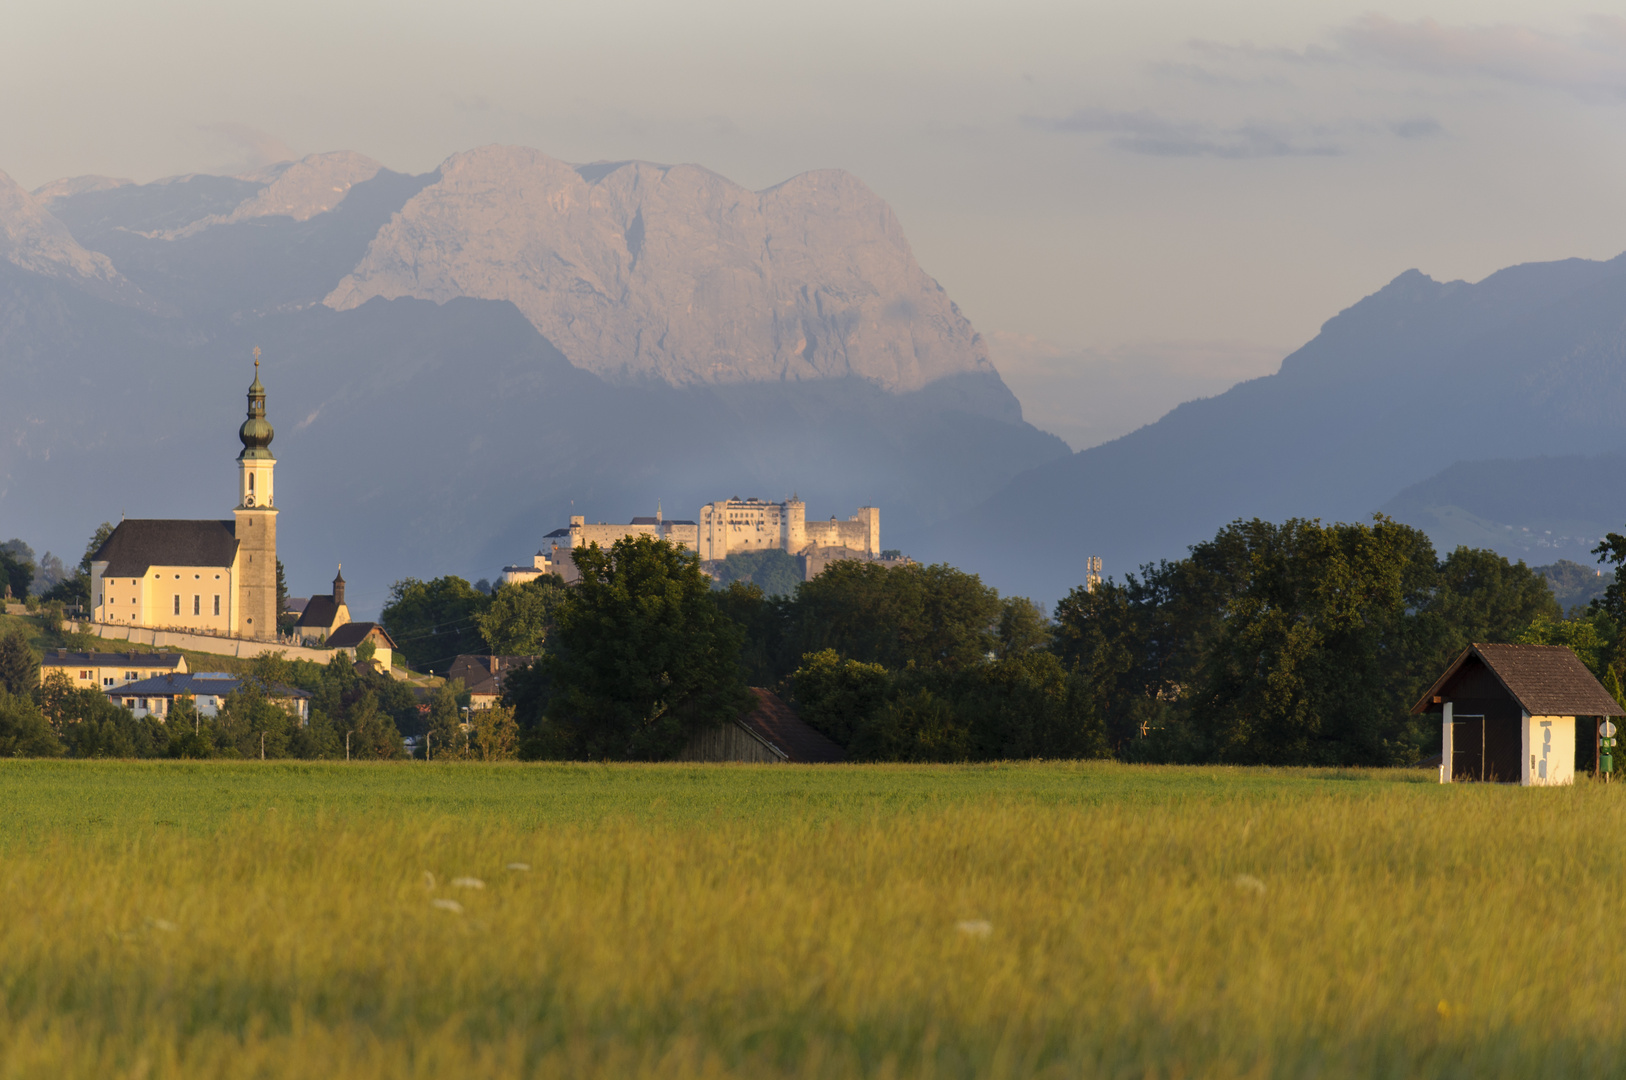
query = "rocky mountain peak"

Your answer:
(324, 144), (997, 392)
(0, 169), (131, 293)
